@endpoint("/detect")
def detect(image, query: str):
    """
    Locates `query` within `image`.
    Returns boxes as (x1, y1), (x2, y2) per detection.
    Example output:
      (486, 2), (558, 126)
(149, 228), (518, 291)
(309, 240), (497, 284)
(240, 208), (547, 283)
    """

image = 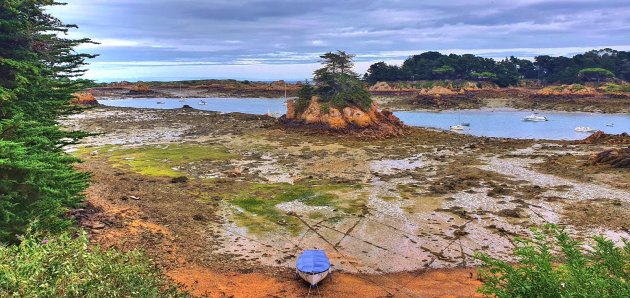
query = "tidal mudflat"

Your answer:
(61, 106), (629, 295)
